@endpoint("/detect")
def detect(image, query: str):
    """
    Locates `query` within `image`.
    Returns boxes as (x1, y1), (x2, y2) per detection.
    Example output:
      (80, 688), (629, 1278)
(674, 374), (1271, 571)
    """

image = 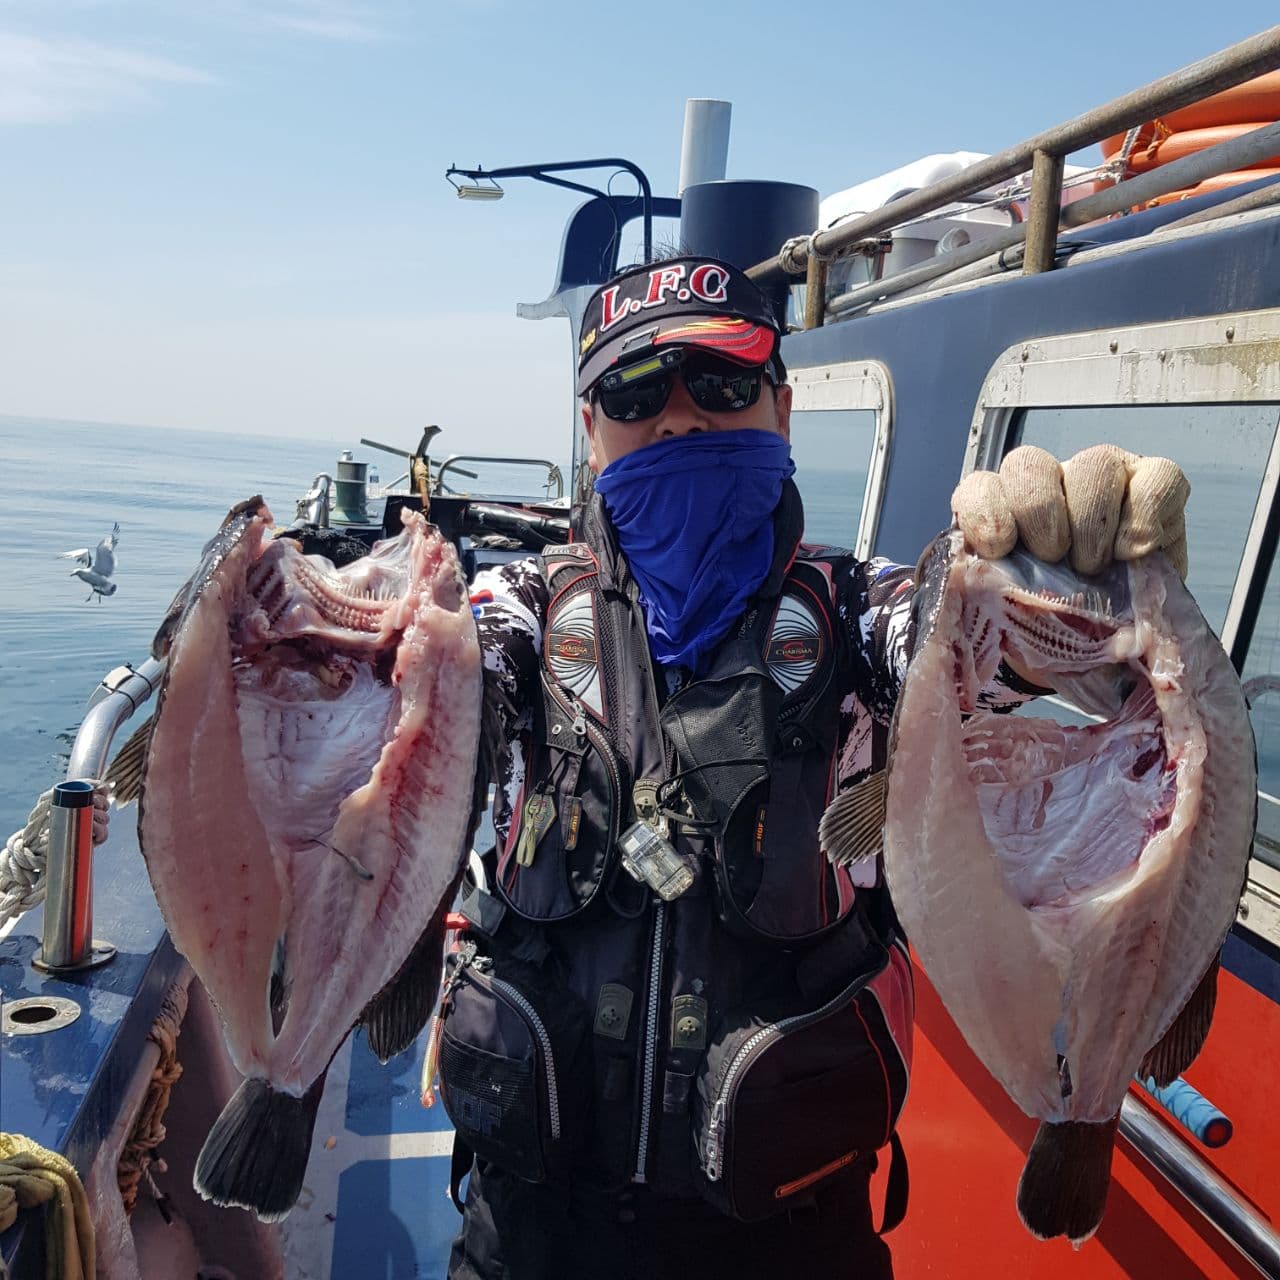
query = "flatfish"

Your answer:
(134, 498), (482, 1220)
(822, 531), (1255, 1242)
